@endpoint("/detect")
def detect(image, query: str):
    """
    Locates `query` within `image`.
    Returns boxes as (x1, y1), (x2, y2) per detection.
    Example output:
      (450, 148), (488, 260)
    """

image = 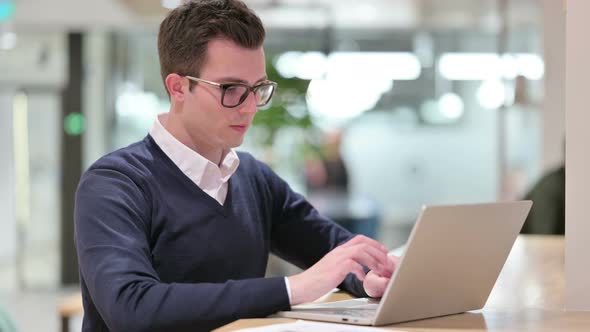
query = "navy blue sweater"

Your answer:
(74, 135), (366, 332)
